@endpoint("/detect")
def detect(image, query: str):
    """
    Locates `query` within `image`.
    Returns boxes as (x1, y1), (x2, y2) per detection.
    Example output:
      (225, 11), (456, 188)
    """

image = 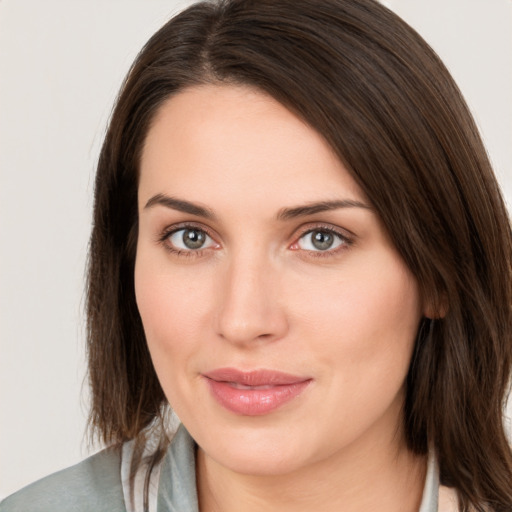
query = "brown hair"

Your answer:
(87, 0), (512, 510)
